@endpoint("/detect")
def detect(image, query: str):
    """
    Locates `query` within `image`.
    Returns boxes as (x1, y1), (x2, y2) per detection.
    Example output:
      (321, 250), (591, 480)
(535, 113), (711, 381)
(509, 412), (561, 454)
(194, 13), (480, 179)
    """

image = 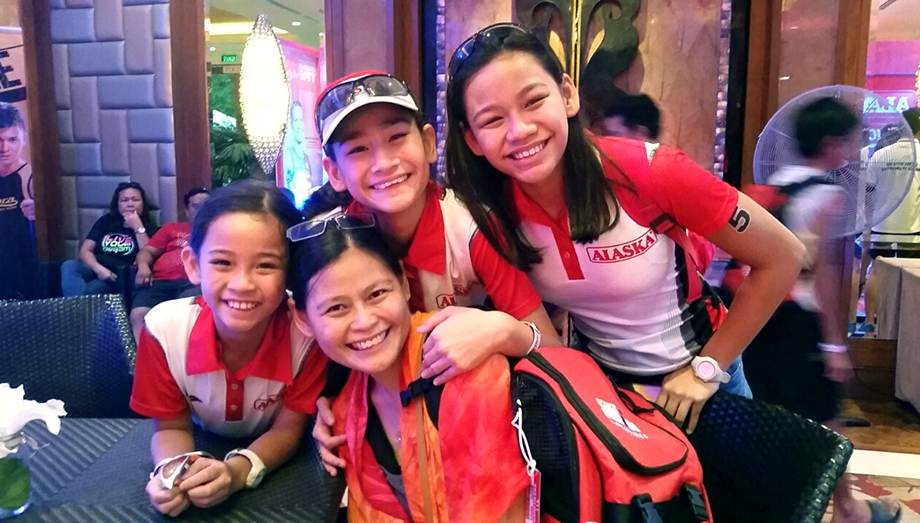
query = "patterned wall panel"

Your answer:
(50, 0), (176, 257)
